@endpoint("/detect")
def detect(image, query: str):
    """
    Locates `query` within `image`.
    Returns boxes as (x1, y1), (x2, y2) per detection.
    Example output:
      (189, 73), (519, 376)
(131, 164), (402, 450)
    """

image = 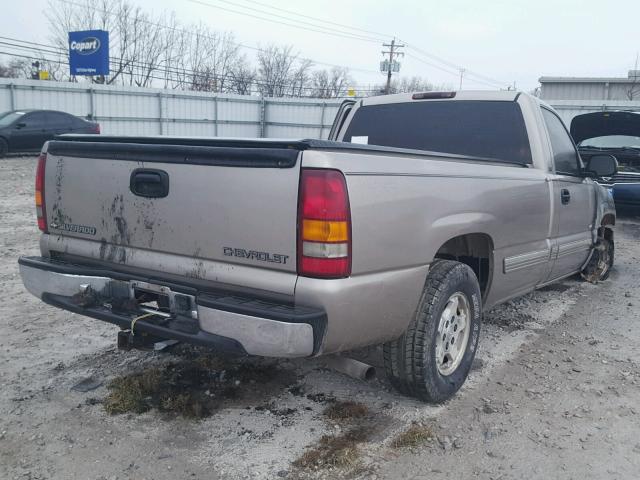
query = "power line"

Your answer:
(50, 0), (510, 90)
(191, 0), (387, 43)
(0, 49), (343, 94)
(0, 36), (367, 91)
(186, 0), (383, 44)
(404, 44), (509, 89)
(405, 53), (503, 89)
(231, 0), (394, 39)
(53, 0), (381, 75)
(0, 40), (383, 95)
(188, 0), (510, 89)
